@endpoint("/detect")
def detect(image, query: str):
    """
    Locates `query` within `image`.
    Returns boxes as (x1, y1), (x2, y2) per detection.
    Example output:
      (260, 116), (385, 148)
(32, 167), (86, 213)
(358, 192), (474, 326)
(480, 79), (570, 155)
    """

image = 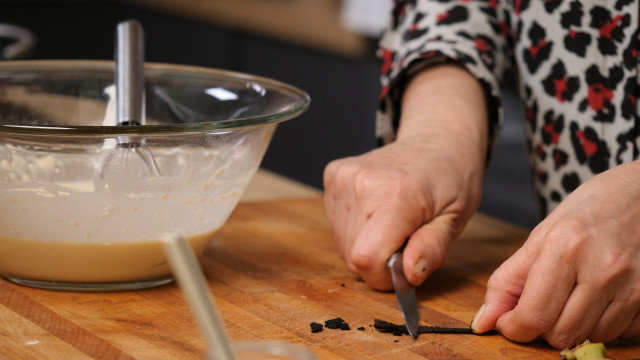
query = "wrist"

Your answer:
(396, 64), (488, 175)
